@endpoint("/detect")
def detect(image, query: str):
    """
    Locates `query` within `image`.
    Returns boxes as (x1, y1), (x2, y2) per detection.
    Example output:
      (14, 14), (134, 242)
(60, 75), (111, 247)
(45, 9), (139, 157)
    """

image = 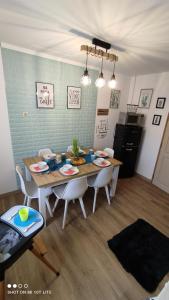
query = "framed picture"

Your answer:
(156, 97), (166, 109)
(36, 82), (54, 108)
(139, 89), (153, 108)
(110, 89), (120, 109)
(67, 86), (81, 109)
(152, 114), (162, 126)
